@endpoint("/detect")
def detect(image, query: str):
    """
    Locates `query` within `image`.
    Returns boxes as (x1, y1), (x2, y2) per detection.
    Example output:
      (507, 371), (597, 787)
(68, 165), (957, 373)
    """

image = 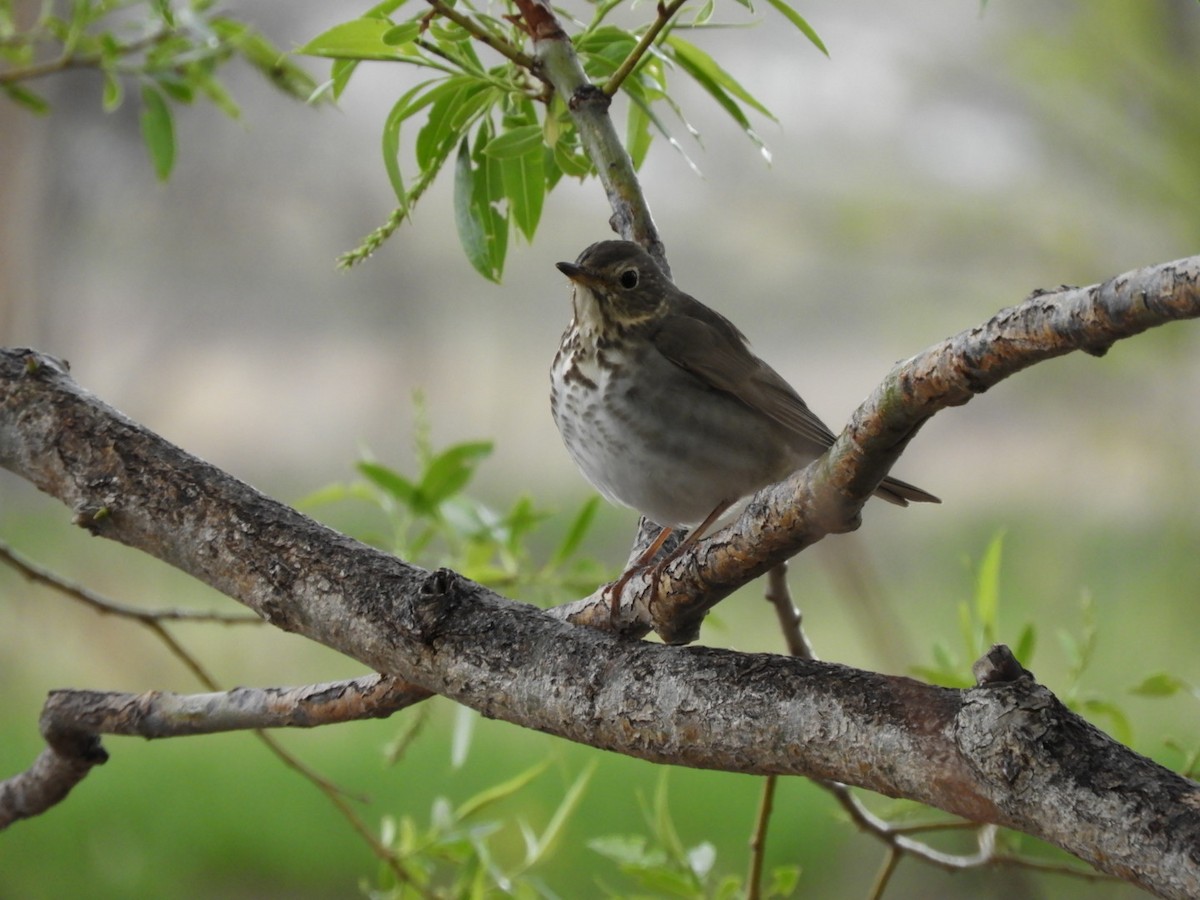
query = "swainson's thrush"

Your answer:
(550, 241), (938, 613)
